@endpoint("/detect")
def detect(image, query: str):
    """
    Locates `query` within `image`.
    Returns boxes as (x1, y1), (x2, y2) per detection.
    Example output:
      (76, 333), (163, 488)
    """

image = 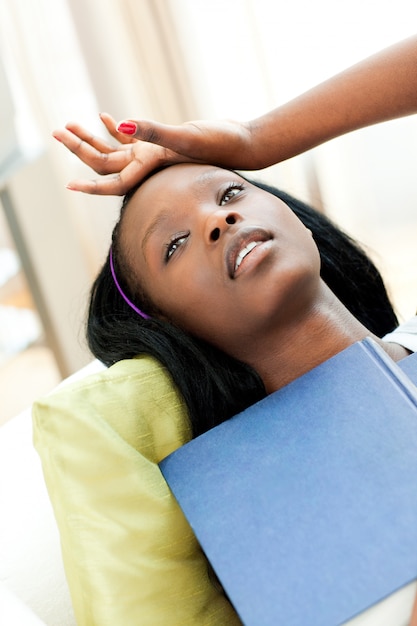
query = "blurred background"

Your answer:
(0, 0), (416, 424)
